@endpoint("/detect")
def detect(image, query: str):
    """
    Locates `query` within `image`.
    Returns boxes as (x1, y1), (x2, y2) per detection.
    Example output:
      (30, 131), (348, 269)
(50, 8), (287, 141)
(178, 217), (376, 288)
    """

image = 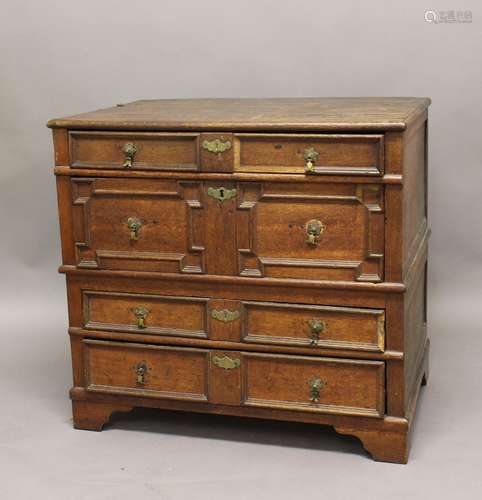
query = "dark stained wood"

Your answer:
(51, 97), (431, 464)
(47, 97), (430, 132)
